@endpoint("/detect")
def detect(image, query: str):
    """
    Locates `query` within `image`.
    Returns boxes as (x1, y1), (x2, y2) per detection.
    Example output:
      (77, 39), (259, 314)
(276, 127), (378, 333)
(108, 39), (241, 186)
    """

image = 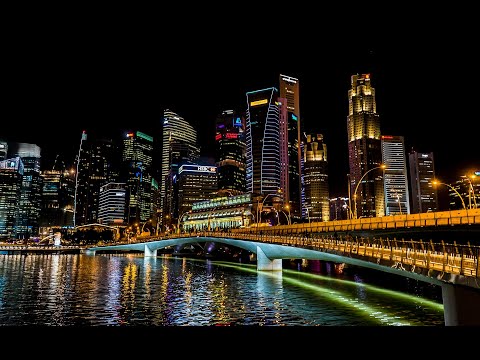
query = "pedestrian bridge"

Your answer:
(86, 231), (480, 325)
